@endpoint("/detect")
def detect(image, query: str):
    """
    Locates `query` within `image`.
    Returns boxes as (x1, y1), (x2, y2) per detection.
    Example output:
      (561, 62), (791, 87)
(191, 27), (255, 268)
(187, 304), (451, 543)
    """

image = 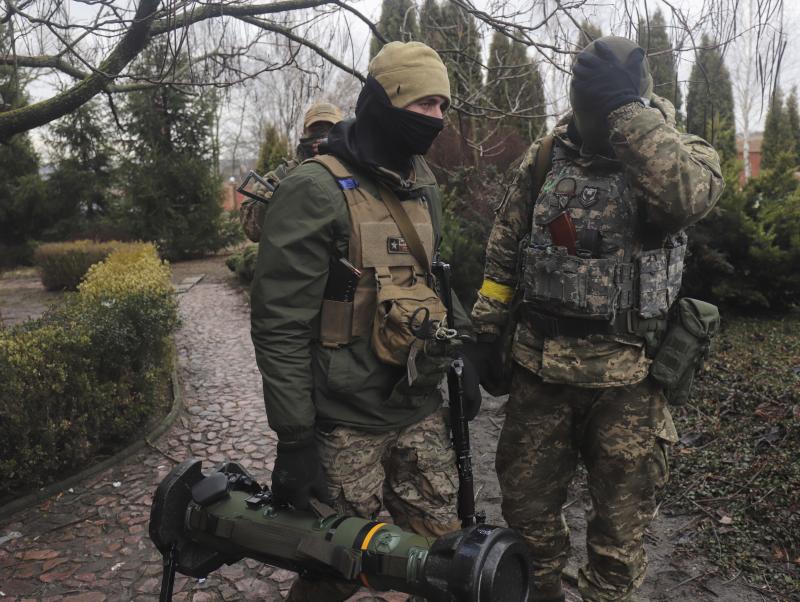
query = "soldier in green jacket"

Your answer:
(467, 37), (724, 601)
(250, 41), (475, 602)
